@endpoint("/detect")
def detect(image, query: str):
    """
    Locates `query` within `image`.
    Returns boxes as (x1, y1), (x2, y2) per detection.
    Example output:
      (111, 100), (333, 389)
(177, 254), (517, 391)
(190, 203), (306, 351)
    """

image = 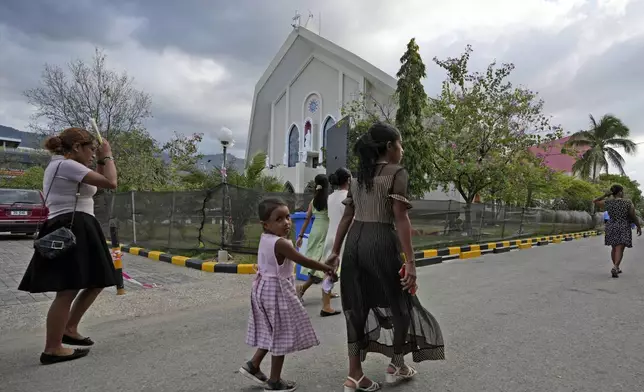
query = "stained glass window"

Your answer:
(322, 117), (335, 148)
(288, 125), (299, 167)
